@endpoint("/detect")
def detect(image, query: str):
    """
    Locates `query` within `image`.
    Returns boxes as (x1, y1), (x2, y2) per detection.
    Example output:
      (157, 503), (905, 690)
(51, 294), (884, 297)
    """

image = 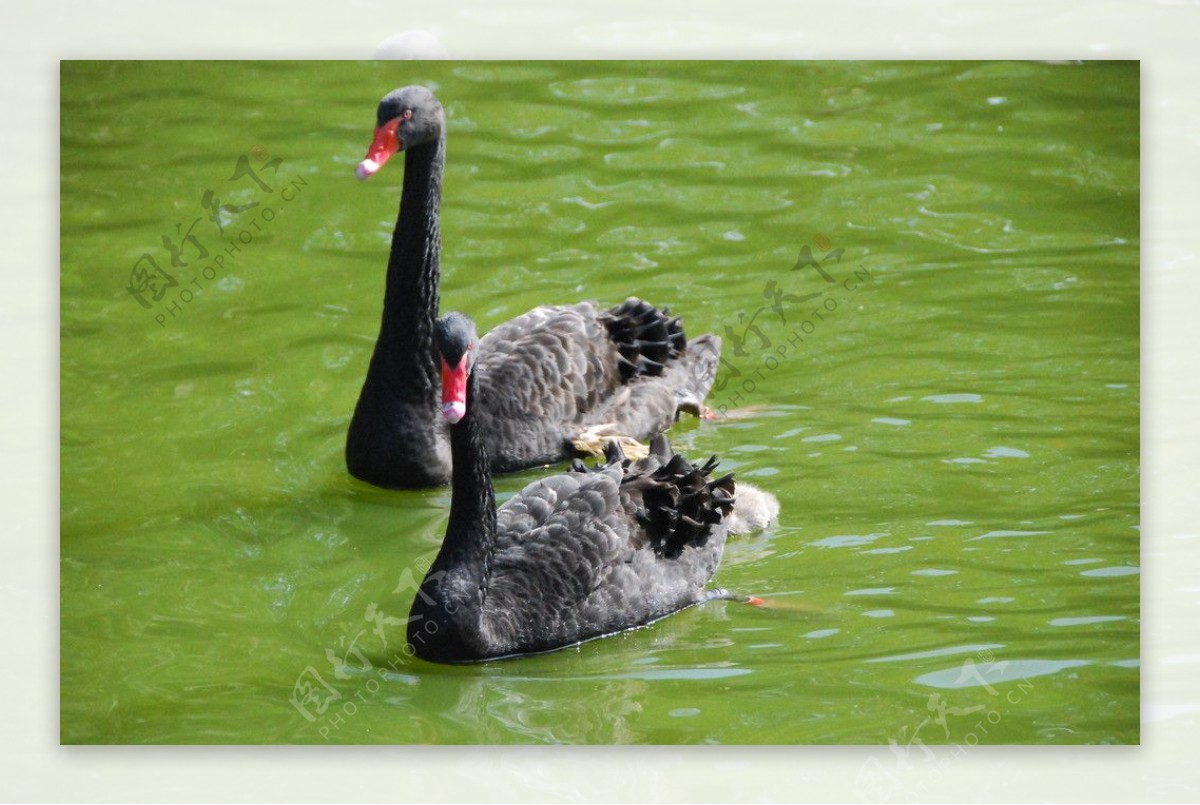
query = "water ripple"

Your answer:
(868, 644), (1005, 664)
(549, 77), (745, 106)
(915, 659), (1091, 689)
